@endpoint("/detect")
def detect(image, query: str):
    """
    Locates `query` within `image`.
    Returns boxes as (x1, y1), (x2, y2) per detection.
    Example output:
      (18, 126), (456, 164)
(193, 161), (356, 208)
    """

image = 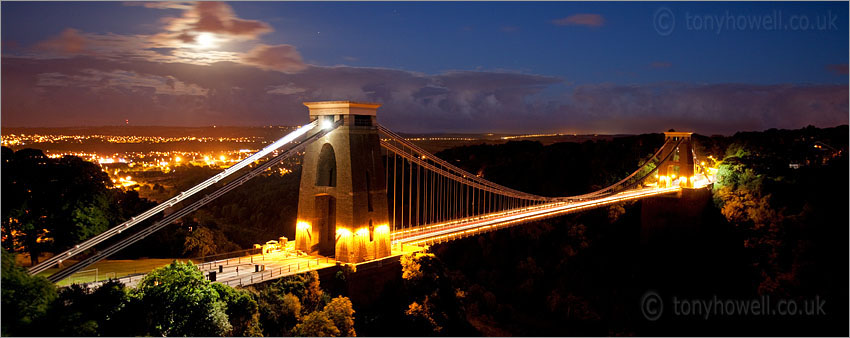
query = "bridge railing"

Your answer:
(213, 257), (334, 287)
(196, 250), (307, 271)
(192, 247), (262, 264)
